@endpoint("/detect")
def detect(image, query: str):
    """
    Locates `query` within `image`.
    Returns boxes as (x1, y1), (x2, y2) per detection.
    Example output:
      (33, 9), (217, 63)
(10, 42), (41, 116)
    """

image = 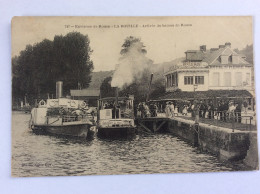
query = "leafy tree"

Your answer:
(234, 44), (253, 64)
(101, 36), (166, 104)
(12, 32), (93, 105)
(117, 36), (155, 103)
(120, 36), (147, 55)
